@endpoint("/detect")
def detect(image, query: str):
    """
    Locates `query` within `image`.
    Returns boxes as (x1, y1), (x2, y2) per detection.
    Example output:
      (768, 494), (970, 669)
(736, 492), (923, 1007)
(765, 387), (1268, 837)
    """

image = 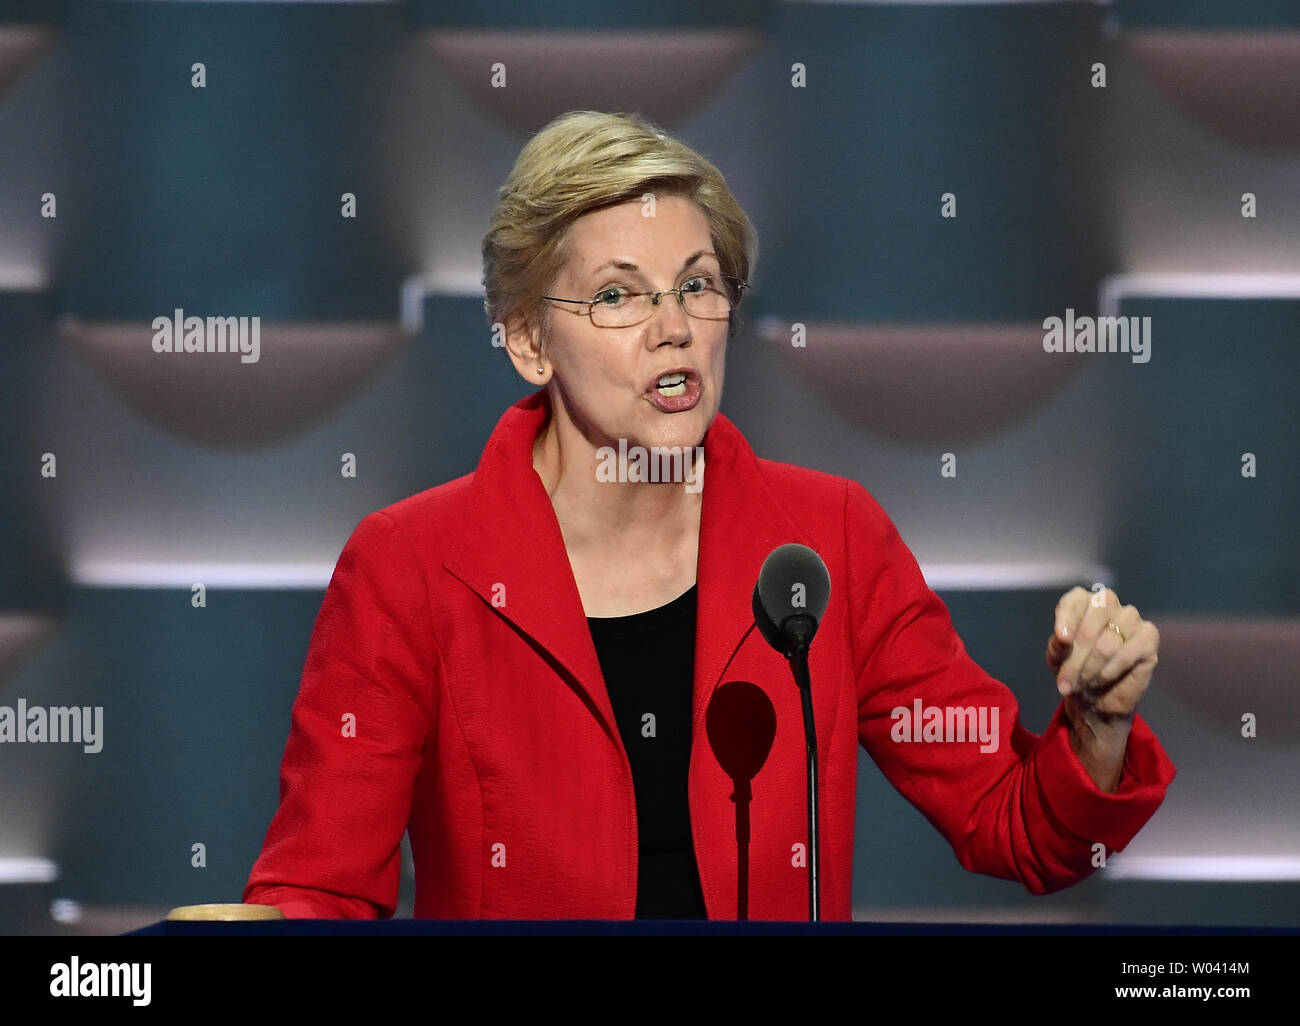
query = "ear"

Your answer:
(503, 309), (550, 384)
